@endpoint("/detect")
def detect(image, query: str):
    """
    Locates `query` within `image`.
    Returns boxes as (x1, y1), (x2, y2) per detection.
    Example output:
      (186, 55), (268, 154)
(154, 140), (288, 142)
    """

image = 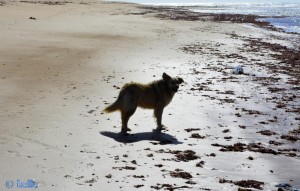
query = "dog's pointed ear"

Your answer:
(162, 72), (171, 81)
(177, 77), (184, 84)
